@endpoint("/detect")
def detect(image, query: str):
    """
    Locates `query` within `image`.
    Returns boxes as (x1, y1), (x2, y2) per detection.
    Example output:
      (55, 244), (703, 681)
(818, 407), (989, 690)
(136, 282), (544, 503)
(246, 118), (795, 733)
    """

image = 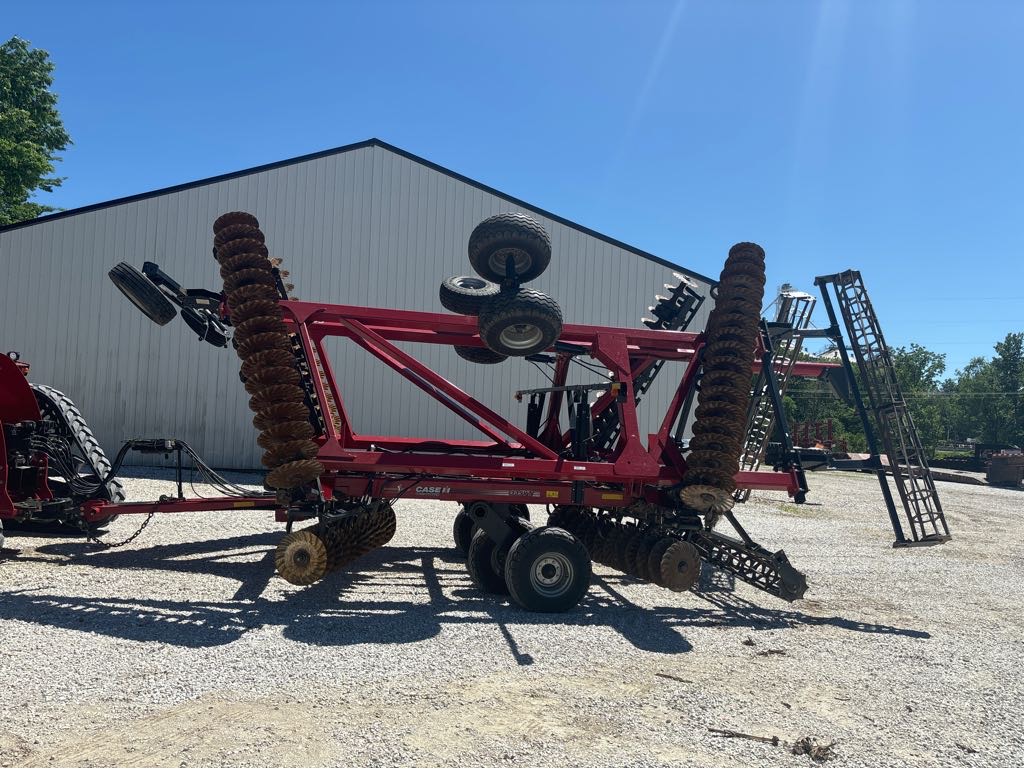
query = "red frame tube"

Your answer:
(21, 301), (838, 522)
